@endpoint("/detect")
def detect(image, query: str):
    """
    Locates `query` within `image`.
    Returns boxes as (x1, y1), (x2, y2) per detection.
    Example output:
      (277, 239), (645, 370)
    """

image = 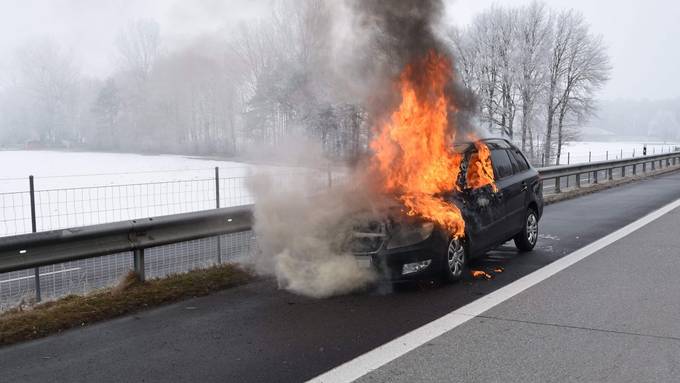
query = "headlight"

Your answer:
(386, 221), (435, 249)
